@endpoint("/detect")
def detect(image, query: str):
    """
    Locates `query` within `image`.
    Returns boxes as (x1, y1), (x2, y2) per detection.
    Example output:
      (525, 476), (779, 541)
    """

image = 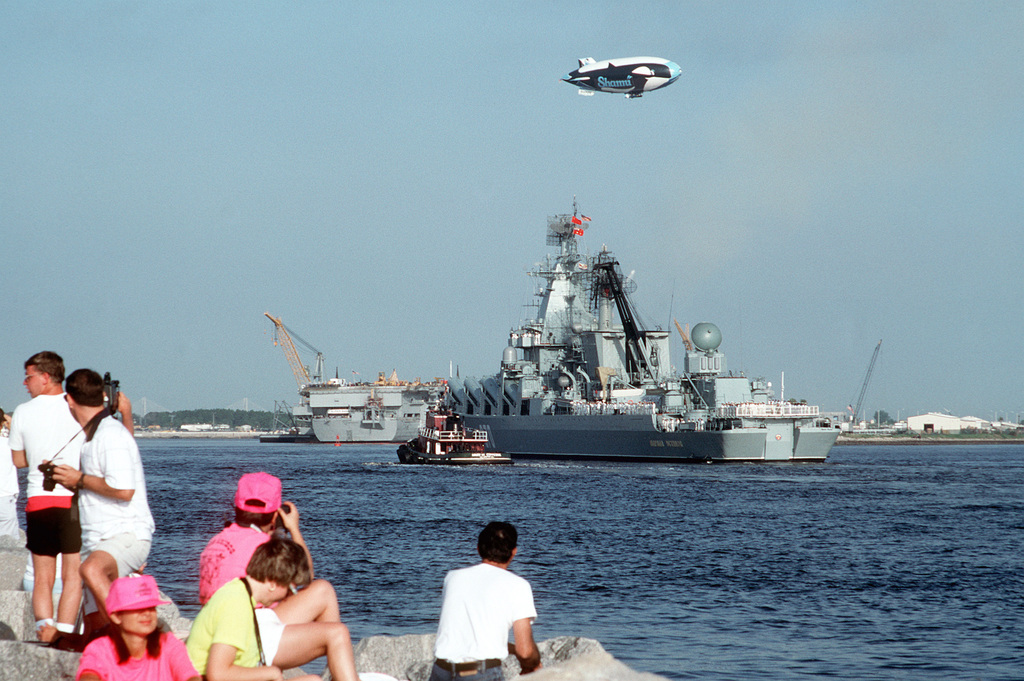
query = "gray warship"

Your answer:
(446, 207), (839, 462)
(304, 371), (446, 444)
